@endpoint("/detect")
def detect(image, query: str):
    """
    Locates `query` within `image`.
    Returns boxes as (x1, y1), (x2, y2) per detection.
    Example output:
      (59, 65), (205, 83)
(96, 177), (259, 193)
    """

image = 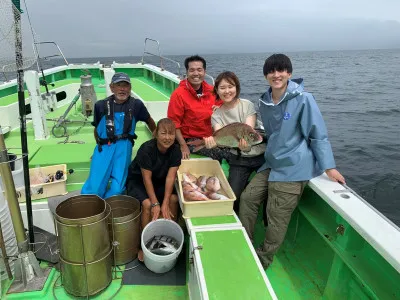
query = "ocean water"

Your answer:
(2, 49), (400, 226)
